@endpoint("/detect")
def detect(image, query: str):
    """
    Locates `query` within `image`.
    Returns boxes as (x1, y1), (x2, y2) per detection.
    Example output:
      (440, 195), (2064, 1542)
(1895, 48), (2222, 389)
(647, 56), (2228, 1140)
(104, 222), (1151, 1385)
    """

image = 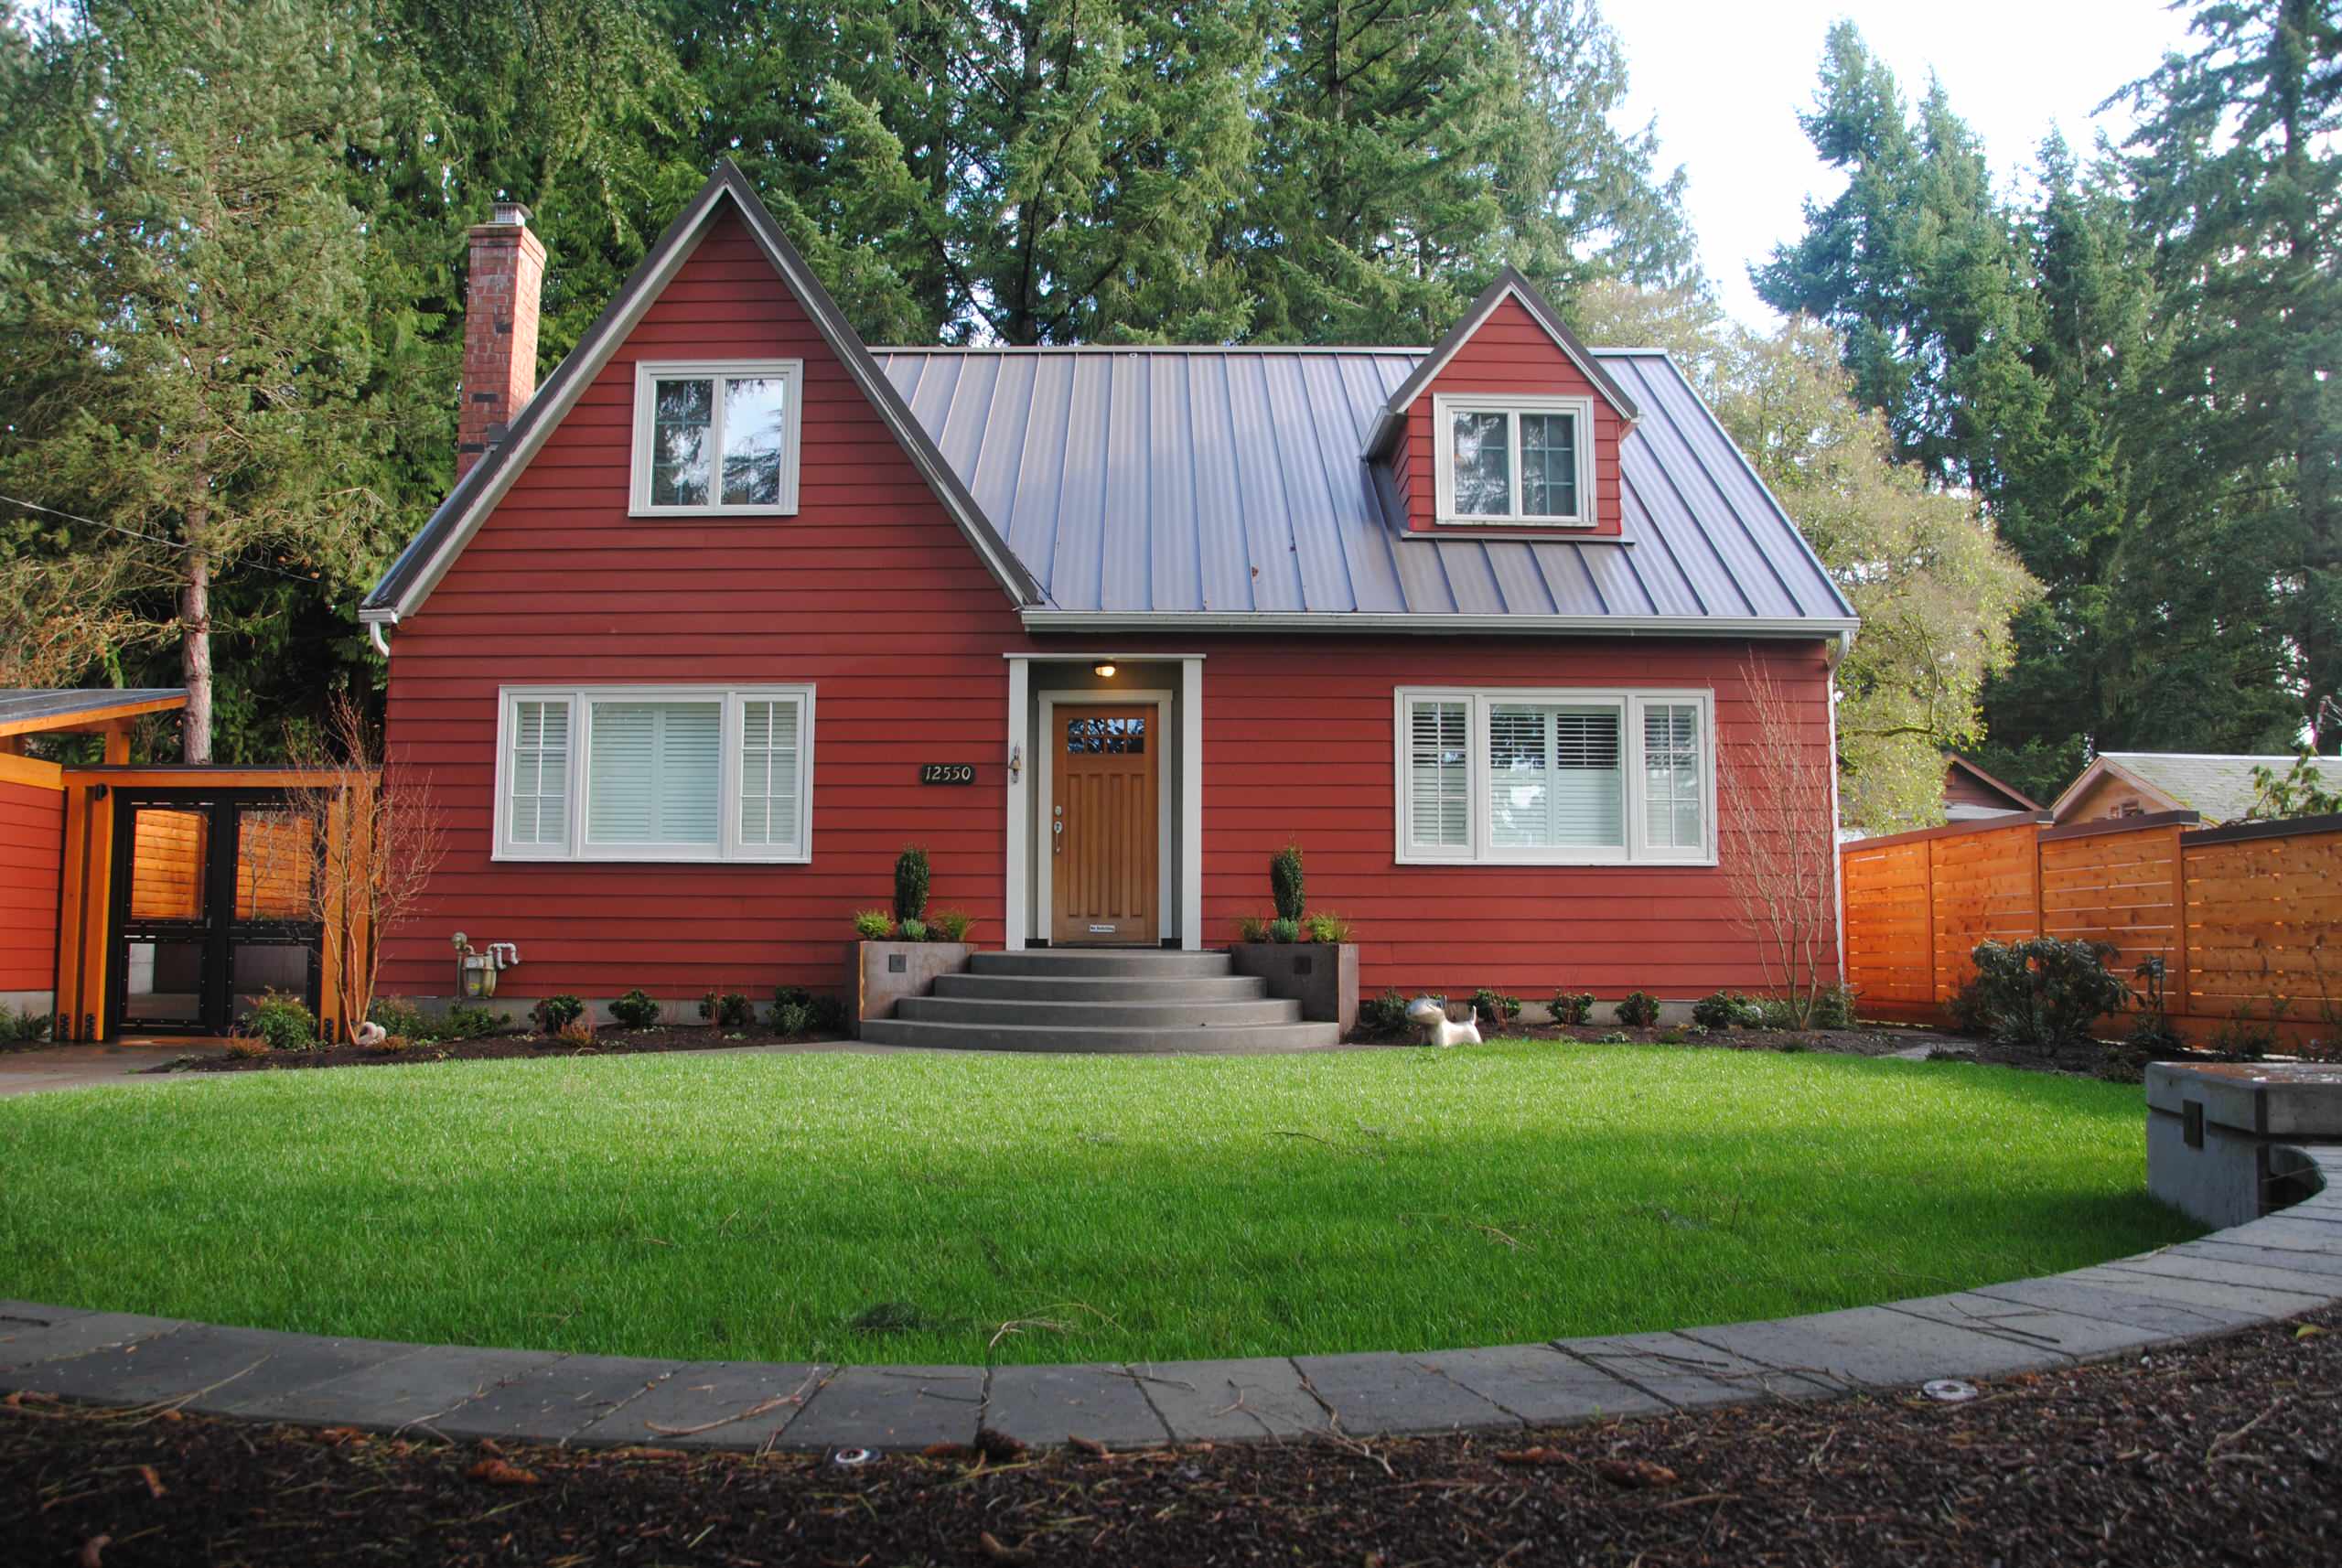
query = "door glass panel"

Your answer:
(123, 938), (207, 1024)
(236, 807), (316, 920)
(128, 807), (209, 920)
(231, 943), (314, 1020)
(1066, 715), (1145, 754)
